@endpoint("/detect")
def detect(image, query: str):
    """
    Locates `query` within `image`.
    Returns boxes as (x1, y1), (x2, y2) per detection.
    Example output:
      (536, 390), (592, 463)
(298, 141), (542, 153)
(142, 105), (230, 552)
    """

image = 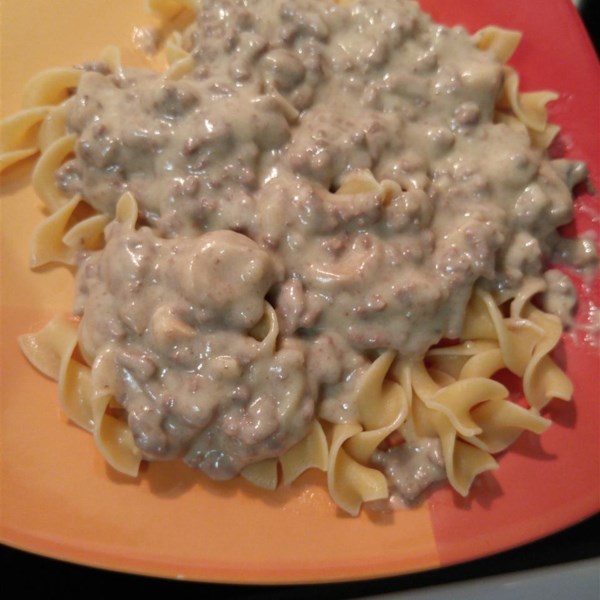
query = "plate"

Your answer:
(1, 0), (598, 585)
